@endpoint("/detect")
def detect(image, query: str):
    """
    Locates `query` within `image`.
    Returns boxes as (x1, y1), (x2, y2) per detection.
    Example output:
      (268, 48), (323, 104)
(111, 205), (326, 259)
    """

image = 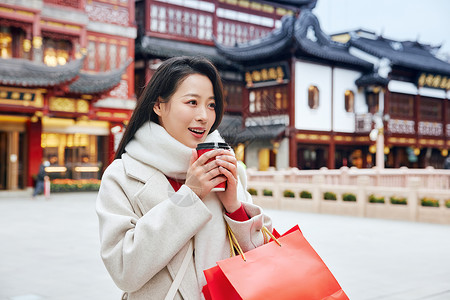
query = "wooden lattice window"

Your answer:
(389, 93), (414, 118)
(43, 0), (81, 9)
(420, 97), (442, 121)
